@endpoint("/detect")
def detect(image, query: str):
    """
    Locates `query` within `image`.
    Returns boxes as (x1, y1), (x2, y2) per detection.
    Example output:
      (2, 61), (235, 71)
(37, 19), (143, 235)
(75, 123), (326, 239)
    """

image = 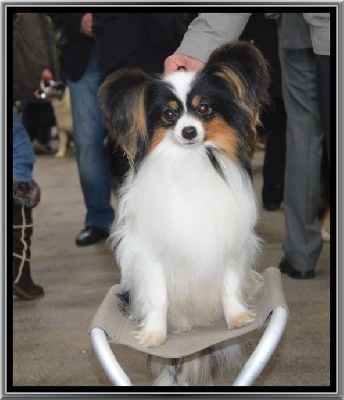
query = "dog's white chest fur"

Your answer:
(130, 140), (255, 258)
(113, 138), (260, 330)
